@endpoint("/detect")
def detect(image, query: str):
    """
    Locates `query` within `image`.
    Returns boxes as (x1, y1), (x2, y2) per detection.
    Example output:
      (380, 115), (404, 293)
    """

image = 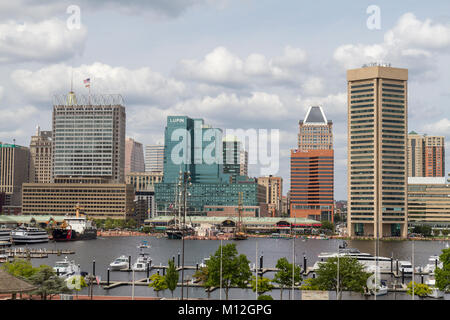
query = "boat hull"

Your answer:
(52, 228), (97, 241)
